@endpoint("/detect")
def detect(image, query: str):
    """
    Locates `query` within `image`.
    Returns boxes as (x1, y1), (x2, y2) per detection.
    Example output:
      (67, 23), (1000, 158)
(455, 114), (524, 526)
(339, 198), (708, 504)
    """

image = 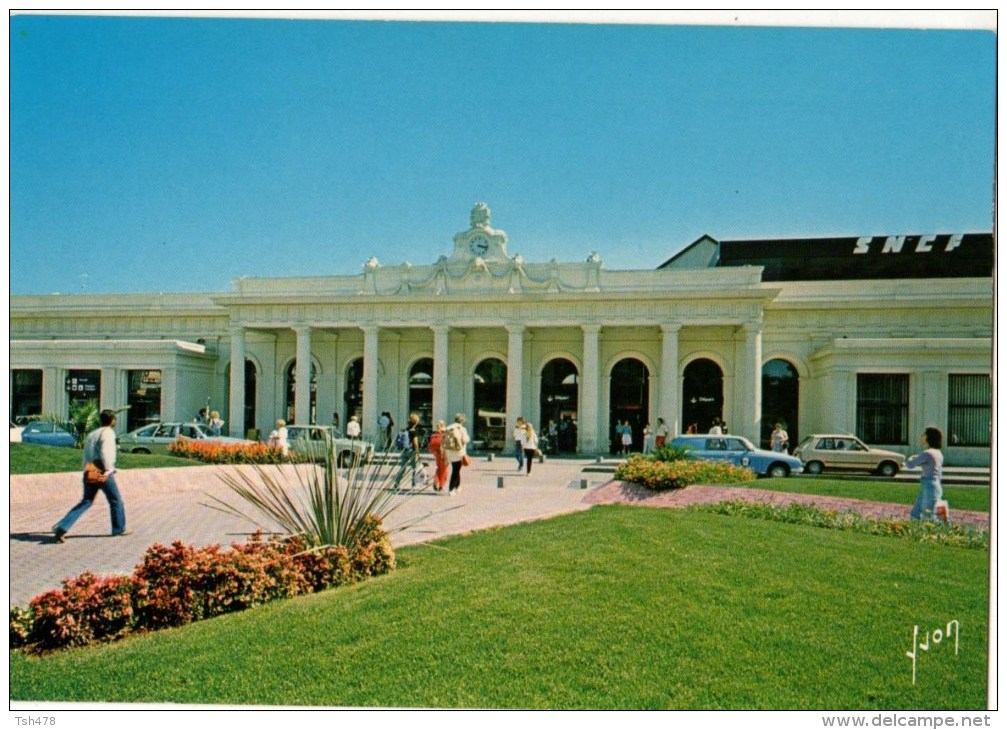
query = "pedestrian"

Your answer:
(620, 420), (633, 455)
(655, 417), (670, 447)
(398, 413), (422, 489)
(709, 418), (723, 435)
(427, 420), (449, 491)
(208, 410), (225, 437)
(771, 422), (789, 453)
(906, 427), (945, 522)
(513, 416), (526, 471)
(642, 422), (654, 454)
(443, 413), (471, 495)
(520, 422), (539, 475)
(345, 415), (361, 439)
(52, 409), (129, 543)
(331, 412), (341, 435)
(378, 411), (395, 450)
(268, 419), (289, 456)
(195, 407), (209, 426)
